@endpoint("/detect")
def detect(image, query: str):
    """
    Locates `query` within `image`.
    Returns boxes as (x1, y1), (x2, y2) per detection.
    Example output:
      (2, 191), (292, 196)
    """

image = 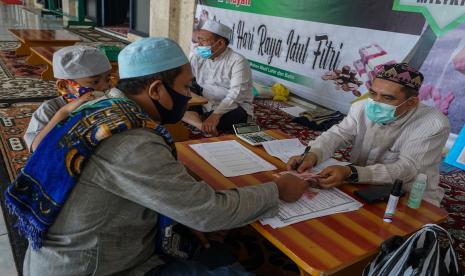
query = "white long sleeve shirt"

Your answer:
(308, 100), (450, 206)
(190, 47), (254, 116)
